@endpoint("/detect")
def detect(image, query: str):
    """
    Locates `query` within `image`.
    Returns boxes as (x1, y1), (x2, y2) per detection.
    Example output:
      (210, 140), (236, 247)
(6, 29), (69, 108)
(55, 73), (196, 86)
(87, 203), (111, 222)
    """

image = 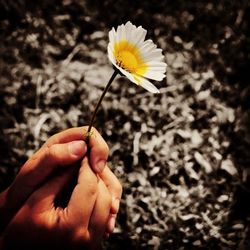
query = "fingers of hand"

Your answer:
(5, 140), (86, 223)
(43, 126), (109, 174)
(43, 127), (88, 147)
(99, 165), (122, 214)
(86, 127), (109, 173)
(88, 179), (112, 242)
(67, 157), (98, 229)
(43, 140), (87, 167)
(42, 141), (86, 175)
(106, 214), (117, 235)
(15, 140), (86, 188)
(98, 165), (122, 235)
